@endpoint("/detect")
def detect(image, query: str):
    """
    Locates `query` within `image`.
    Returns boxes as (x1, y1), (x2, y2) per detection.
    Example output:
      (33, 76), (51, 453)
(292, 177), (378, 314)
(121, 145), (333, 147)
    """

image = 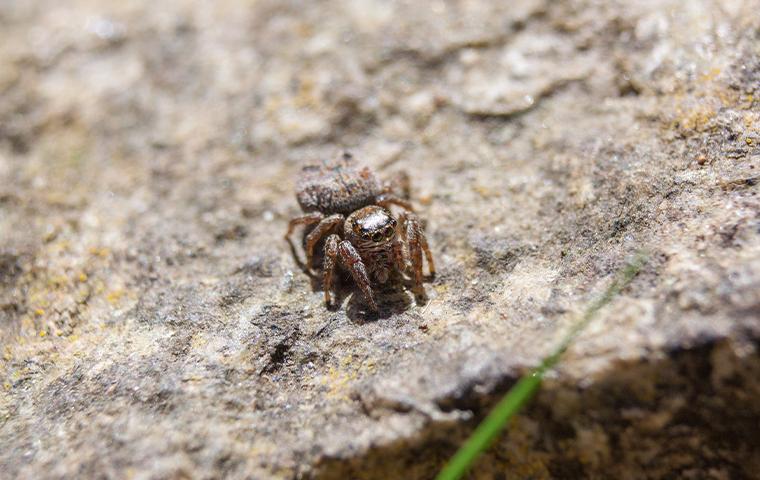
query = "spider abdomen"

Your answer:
(296, 155), (381, 215)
